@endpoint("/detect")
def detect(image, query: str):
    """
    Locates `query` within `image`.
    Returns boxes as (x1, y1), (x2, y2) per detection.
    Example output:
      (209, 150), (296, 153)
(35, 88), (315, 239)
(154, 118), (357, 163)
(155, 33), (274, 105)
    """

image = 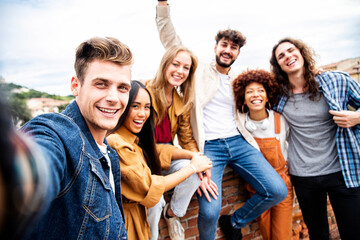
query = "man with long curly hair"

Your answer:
(270, 38), (360, 240)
